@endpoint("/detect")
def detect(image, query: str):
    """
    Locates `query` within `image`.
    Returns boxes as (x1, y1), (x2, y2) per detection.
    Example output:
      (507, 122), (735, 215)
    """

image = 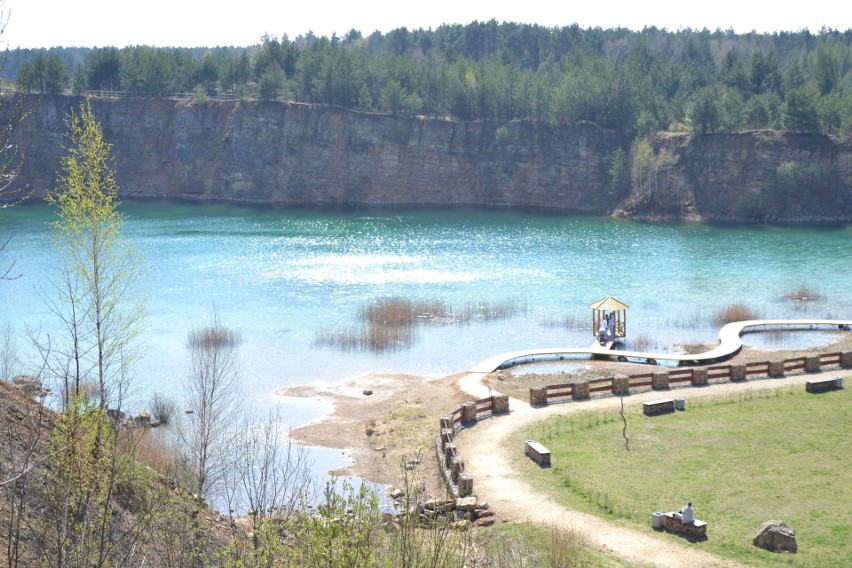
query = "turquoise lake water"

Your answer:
(2, 201), (851, 429)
